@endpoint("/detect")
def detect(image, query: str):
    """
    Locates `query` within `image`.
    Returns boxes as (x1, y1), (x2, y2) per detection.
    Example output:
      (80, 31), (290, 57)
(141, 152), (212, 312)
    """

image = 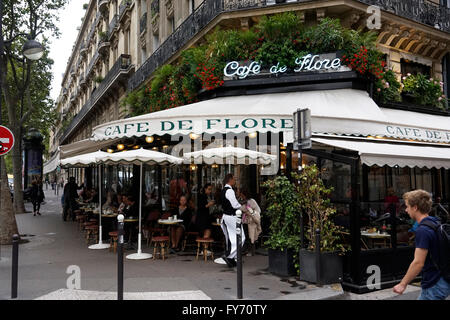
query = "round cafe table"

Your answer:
(158, 219), (184, 249)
